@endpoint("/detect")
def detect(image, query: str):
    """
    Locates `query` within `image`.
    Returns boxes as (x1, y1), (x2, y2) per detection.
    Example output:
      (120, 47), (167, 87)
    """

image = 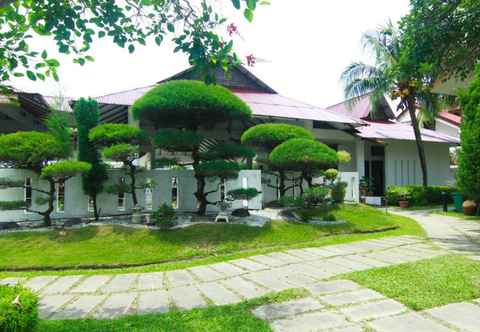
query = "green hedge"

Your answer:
(386, 185), (457, 206)
(0, 285), (38, 332)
